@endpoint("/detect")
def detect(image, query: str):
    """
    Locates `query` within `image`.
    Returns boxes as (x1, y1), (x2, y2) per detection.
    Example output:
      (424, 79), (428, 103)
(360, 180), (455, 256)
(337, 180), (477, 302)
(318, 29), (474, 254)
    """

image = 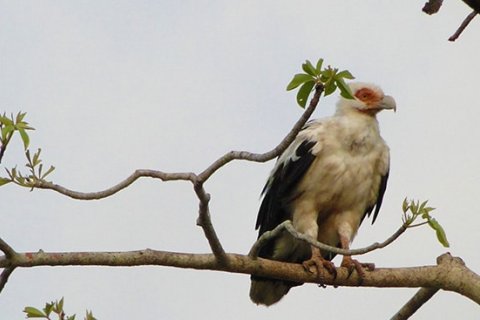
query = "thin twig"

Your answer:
(25, 86), (325, 201)
(390, 287), (440, 320)
(0, 267), (15, 293)
(408, 221), (429, 228)
(249, 220), (408, 258)
(449, 10), (477, 41)
(0, 145), (6, 164)
(34, 170), (197, 200)
(26, 86), (325, 264)
(0, 238), (17, 259)
(193, 182), (228, 265)
(461, 0), (480, 12)
(197, 84), (324, 182)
